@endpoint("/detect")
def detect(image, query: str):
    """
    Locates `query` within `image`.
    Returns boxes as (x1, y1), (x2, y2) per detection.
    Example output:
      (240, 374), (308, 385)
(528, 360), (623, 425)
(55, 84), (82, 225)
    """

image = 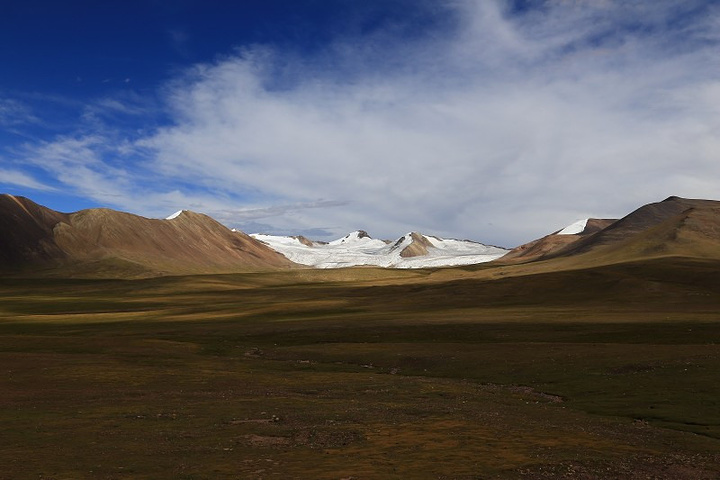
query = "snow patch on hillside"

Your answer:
(558, 219), (588, 235)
